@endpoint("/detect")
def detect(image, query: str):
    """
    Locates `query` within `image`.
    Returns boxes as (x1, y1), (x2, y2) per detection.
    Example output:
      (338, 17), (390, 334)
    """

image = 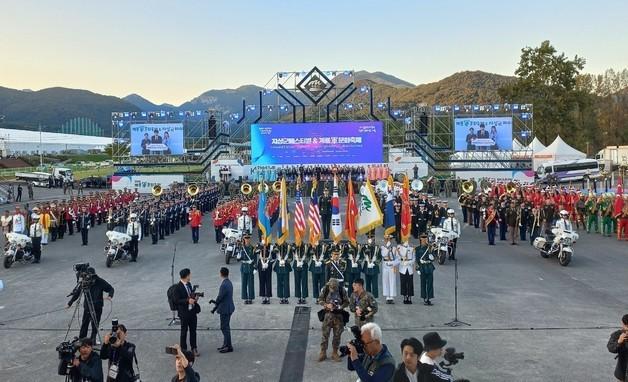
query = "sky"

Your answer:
(1, 0), (627, 106)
